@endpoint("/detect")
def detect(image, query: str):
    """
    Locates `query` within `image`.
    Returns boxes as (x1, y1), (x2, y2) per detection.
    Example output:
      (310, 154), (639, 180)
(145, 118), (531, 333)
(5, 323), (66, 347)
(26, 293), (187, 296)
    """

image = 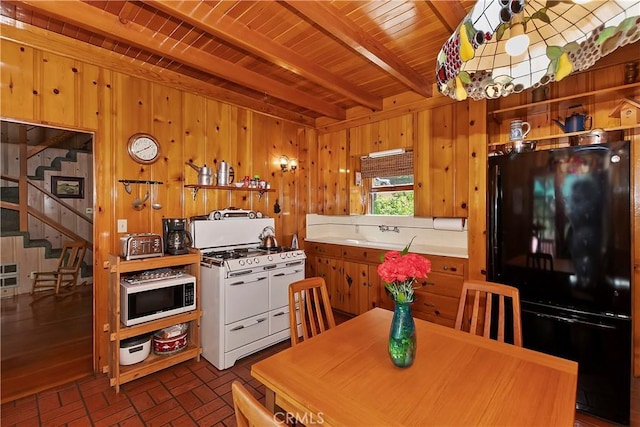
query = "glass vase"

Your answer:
(388, 301), (416, 368)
